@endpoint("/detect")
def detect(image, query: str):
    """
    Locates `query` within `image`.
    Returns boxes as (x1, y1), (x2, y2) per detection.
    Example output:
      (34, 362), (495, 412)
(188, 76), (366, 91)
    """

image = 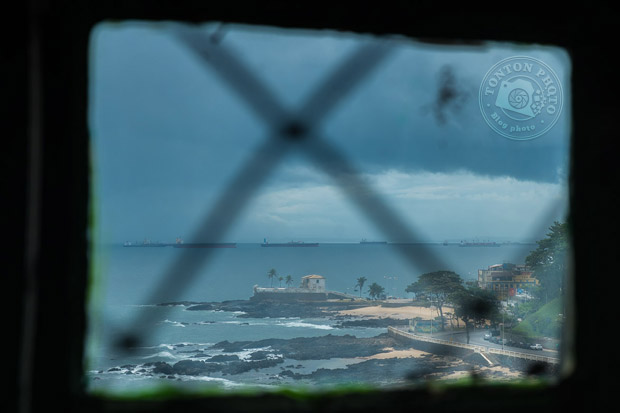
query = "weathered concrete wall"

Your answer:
(251, 291), (357, 301)
(388, 328), (475, 359)
(251, 291), (329, 301)
(491, 353), (560, 375)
